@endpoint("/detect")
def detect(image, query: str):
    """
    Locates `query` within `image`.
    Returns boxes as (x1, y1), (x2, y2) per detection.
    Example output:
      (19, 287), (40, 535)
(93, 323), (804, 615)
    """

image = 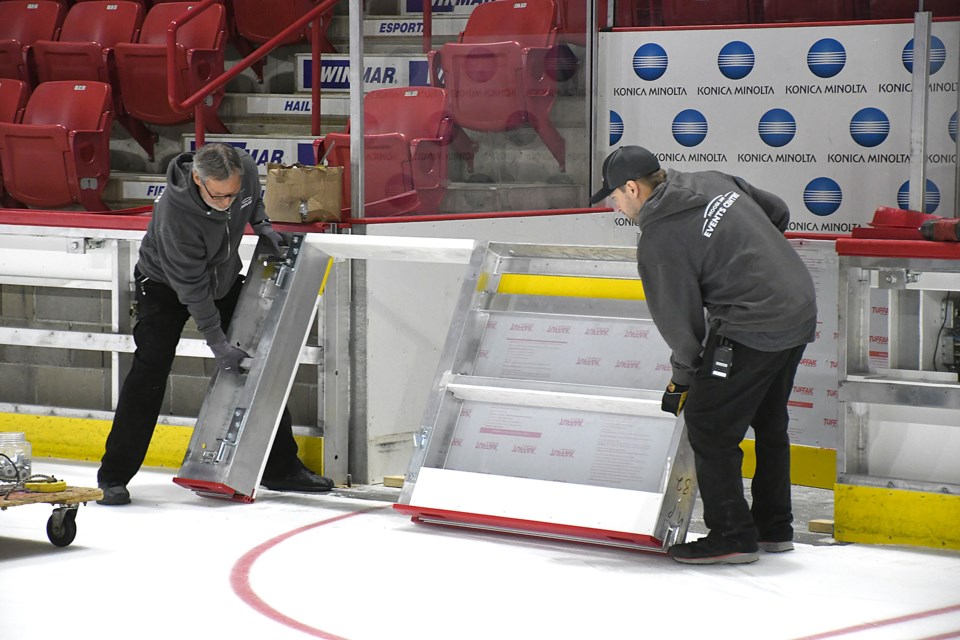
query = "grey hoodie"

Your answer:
(136, 151), (269, 345)
(636, 169), (817, 386)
